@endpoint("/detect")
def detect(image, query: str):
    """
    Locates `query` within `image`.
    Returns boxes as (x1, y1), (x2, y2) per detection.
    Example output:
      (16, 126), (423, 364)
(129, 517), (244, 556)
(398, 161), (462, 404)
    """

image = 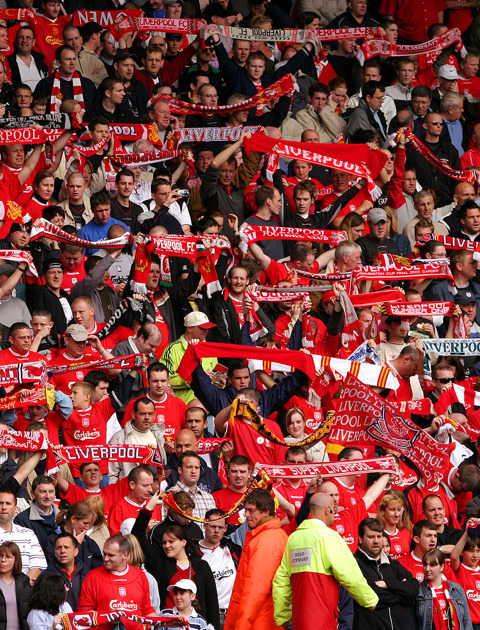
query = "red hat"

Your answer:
(322, 290), (336, 304)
